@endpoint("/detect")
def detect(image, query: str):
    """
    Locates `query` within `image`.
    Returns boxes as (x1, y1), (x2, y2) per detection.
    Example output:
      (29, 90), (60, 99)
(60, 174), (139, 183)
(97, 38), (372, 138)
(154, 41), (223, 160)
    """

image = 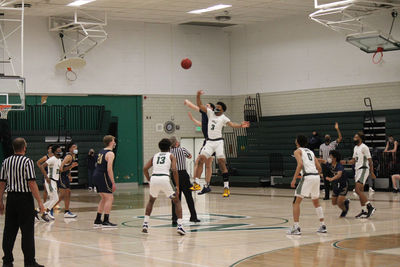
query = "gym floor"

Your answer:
(2, 185), (400, 267)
